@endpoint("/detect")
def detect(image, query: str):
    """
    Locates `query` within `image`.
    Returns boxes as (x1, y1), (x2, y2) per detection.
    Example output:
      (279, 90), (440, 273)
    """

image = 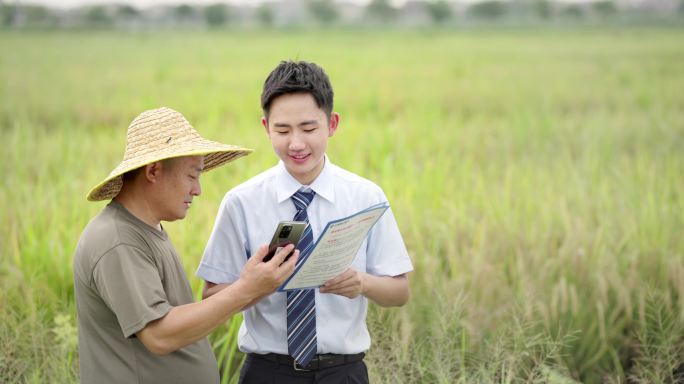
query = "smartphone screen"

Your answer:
(263, 221), (307, 262)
